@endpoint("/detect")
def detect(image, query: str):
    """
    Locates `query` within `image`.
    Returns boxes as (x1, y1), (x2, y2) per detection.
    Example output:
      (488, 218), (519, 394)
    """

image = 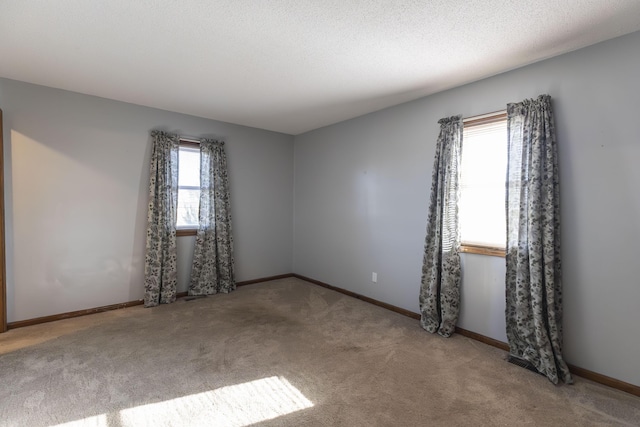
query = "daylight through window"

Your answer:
(459, 112), (507, 253)
(177, 144), (200, 229)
